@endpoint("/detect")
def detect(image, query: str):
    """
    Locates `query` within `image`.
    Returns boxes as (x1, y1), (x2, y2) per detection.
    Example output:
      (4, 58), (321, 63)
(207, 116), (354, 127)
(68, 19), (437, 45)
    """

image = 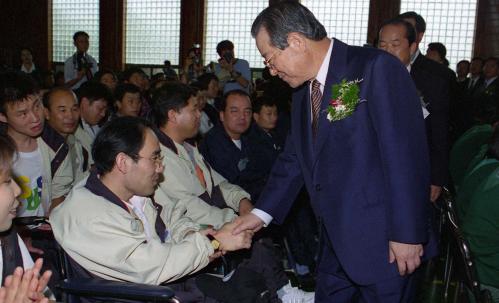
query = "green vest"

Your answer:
(462, 167), (499, 288)
(450, 124), (493, 190)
